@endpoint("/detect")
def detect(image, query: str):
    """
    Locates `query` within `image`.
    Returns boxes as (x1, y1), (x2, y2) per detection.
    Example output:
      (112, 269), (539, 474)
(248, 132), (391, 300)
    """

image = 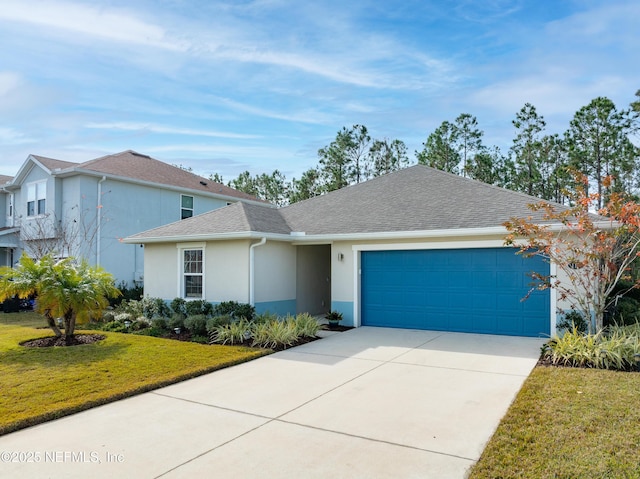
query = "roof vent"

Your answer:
(200, 181), (208, 186)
